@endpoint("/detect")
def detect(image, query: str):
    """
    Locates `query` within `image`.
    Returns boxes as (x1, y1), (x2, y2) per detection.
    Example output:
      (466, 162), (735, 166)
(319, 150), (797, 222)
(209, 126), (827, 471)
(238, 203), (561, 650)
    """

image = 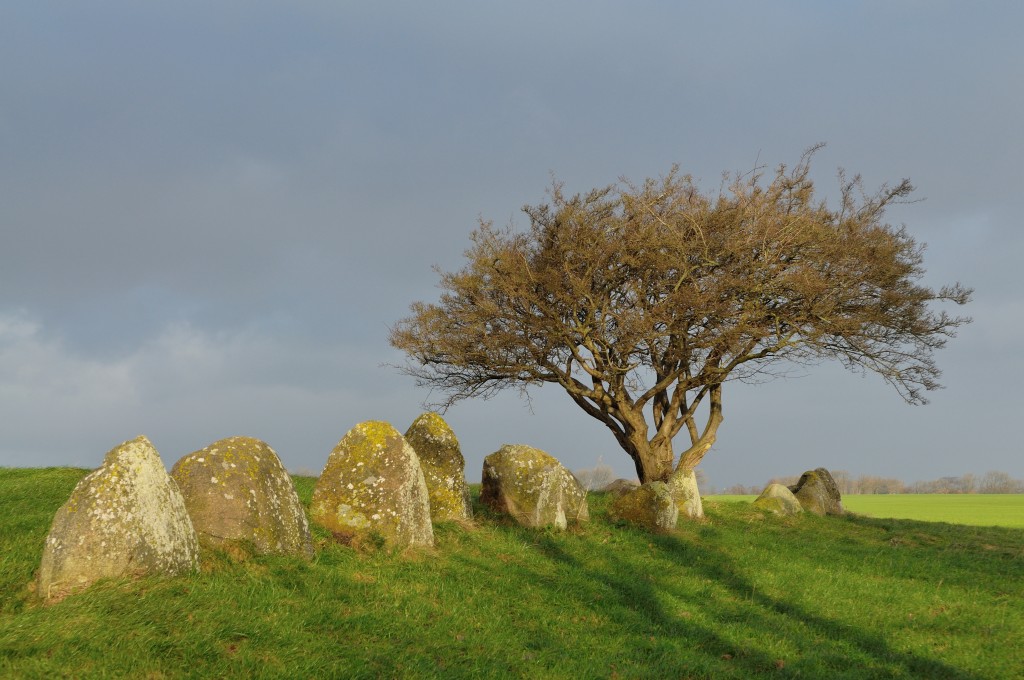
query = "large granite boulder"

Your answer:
(480, 445), (589, 529)
(788, 468), (844, 515)
(37, 436), (199, 602)
(404, 413), (472, 522)
(668, 467), (704, 519)
(170, 436), (314, 559)
(311, 421), (434, 548)
(608, 482), (678, 531)
(600, 478), (641, 496)
(753, 483), (804, 516)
